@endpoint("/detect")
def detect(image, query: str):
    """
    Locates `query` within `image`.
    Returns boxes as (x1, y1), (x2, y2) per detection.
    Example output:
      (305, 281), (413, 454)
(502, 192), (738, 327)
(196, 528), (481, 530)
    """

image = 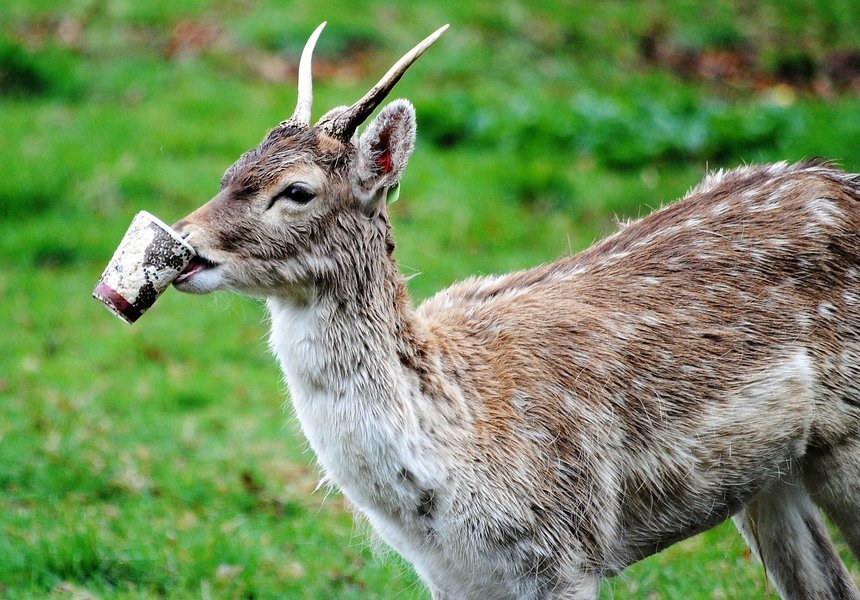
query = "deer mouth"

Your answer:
(174, 254), (219, 285)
